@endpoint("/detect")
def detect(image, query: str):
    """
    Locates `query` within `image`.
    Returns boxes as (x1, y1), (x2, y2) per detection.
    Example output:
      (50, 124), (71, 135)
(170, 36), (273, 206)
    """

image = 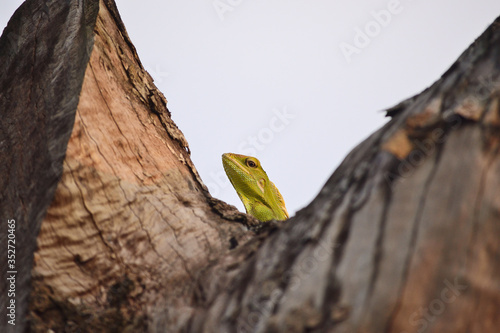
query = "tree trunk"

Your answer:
(0, 1), (499, 332)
